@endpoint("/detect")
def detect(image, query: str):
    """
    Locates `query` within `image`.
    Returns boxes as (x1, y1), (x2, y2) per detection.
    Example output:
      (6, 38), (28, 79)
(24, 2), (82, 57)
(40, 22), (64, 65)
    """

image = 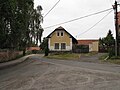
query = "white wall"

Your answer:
(49, 45), (72, 51)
